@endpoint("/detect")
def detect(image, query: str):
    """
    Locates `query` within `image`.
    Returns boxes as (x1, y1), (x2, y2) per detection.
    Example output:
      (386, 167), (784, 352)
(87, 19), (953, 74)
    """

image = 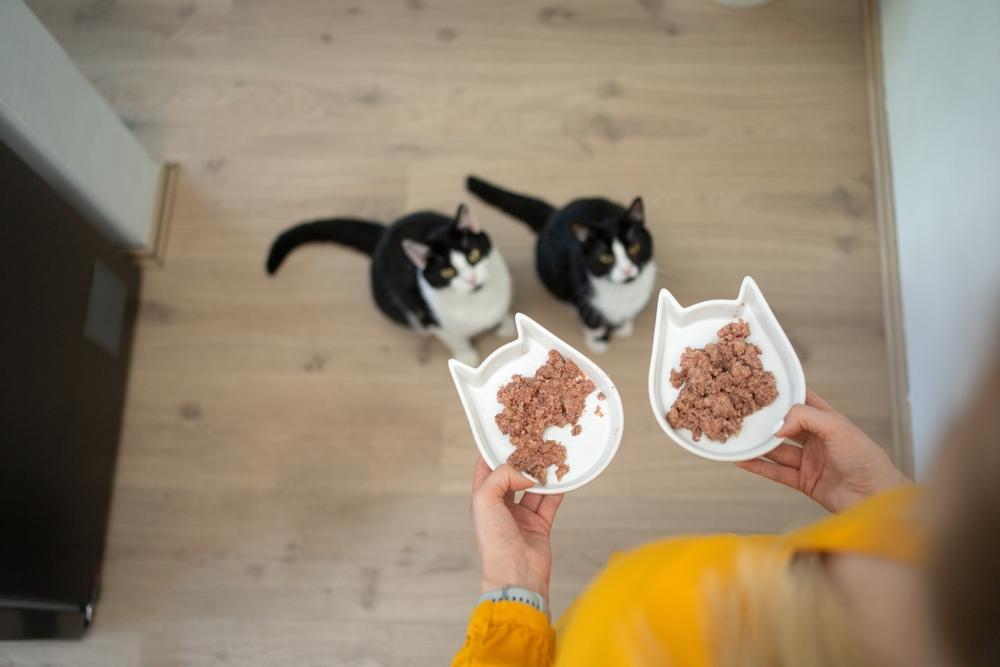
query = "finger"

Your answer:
(805, 389), (836, 413)
(763, 442), (803, 468)
(735, 458), (801, 489)
(504, 490), (520, 512)
(472, 456), (492, 494)
(473, 464), (535, 507)
(536, 493), (565, 526)
(775, 404), (844, 440)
